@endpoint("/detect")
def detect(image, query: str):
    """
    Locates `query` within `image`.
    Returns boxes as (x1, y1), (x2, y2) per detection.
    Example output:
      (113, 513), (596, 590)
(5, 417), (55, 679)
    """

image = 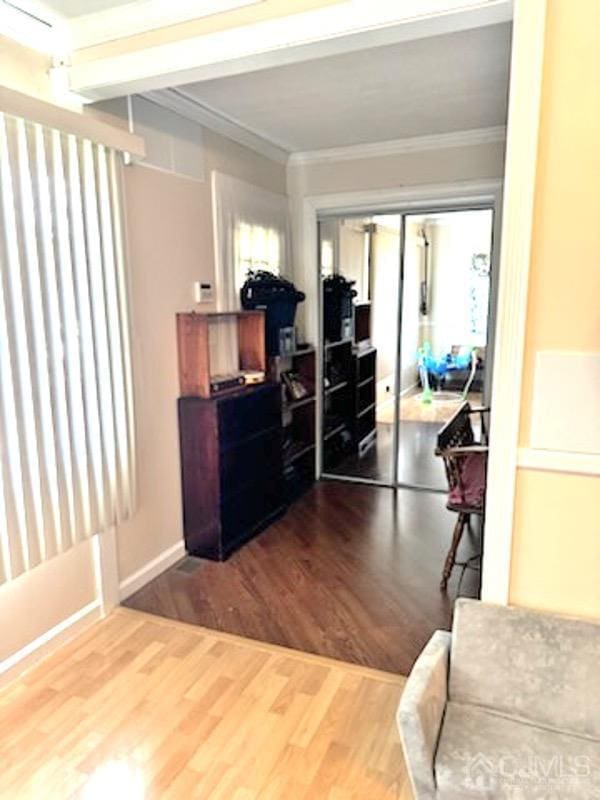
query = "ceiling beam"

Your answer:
(68, 0), (263, 50)
(68, 0), (512, 101)
(0, 84), (145, 155)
